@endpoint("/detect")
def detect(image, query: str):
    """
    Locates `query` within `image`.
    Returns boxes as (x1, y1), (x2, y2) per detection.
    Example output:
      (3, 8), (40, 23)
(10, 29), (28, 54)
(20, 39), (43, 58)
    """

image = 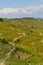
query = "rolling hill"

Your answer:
(0, 17), (43, 65)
